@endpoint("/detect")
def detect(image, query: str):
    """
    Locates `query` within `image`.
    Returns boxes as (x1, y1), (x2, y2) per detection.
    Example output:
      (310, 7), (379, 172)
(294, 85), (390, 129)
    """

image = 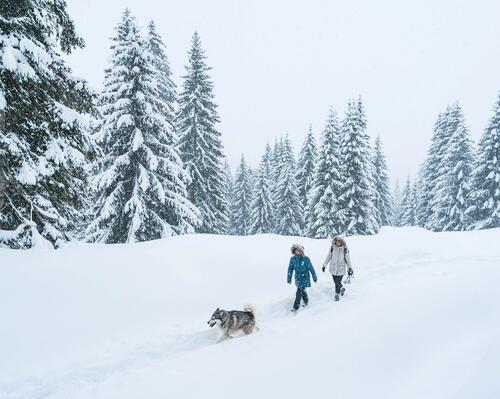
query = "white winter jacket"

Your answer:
(322, 245), (352, 276)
